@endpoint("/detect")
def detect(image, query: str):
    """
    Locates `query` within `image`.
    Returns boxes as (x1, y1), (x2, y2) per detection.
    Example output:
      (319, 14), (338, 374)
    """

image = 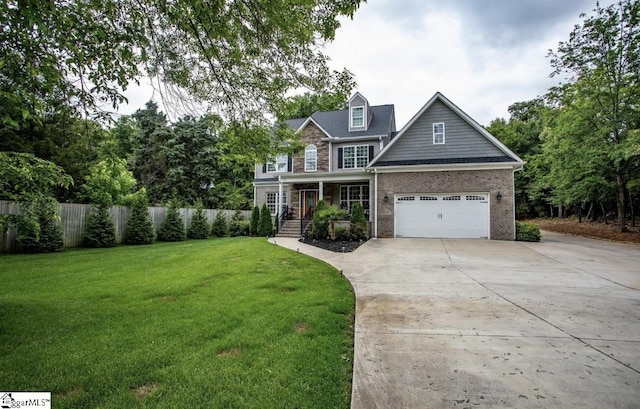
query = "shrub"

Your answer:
(257, 203), (273, 237)
(250, 205), (260, 236)
(211, 211), (228, 237)
(187, 202), (210, 239)
(17, 197), (64, 253)
(315, 205), (347, 240)
(311, 199), (328, 239)
(229, 210), (249, 237)
(516, 221), (541, 242)
(349, 202), (367, 240)
(124, 189), (154, 245)
(83, 205), (116, 248)
(158, 199), (186, 242)
(334, 226), (350, 241)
